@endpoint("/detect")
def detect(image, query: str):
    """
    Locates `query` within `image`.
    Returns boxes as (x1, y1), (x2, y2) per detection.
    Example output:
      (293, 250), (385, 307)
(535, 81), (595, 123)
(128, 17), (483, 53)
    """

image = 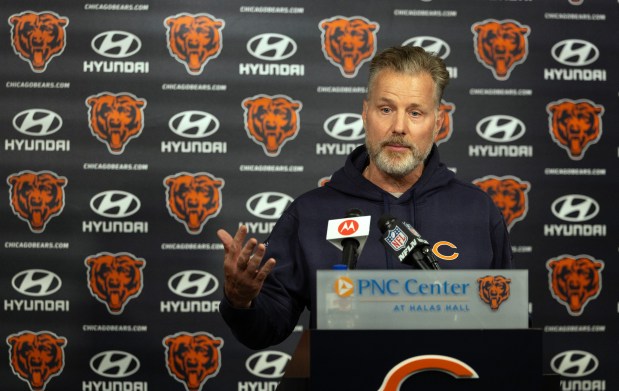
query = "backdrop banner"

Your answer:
(1, 1), (617, 390)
